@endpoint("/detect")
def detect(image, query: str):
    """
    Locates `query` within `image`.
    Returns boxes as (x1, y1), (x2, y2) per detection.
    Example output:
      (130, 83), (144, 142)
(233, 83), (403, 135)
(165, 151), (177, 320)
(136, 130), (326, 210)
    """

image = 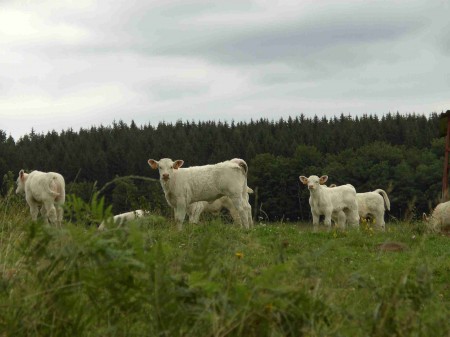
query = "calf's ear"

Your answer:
(319, 175), (328, 184)
(299, 176), (308, 185)
(422, 212), (429, 222)
(19, 169), (25, 180)
(173, 160), (184, 169)
(148, 159), (159, 170)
